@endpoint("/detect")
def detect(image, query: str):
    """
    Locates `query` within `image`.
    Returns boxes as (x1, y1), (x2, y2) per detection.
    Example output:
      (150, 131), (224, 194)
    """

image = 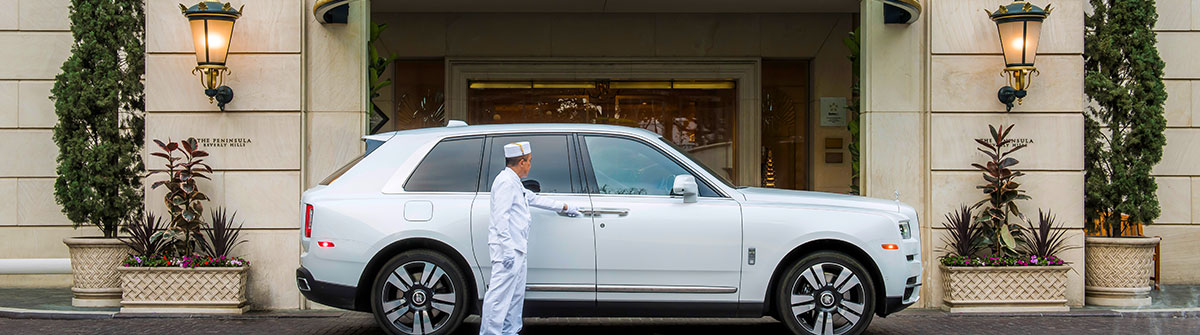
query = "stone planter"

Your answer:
(940, 264), (1070, 313)
(63, 237), (131, 307)
(1084, 236), (1161, 307)
(118, 266), (249, 314)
